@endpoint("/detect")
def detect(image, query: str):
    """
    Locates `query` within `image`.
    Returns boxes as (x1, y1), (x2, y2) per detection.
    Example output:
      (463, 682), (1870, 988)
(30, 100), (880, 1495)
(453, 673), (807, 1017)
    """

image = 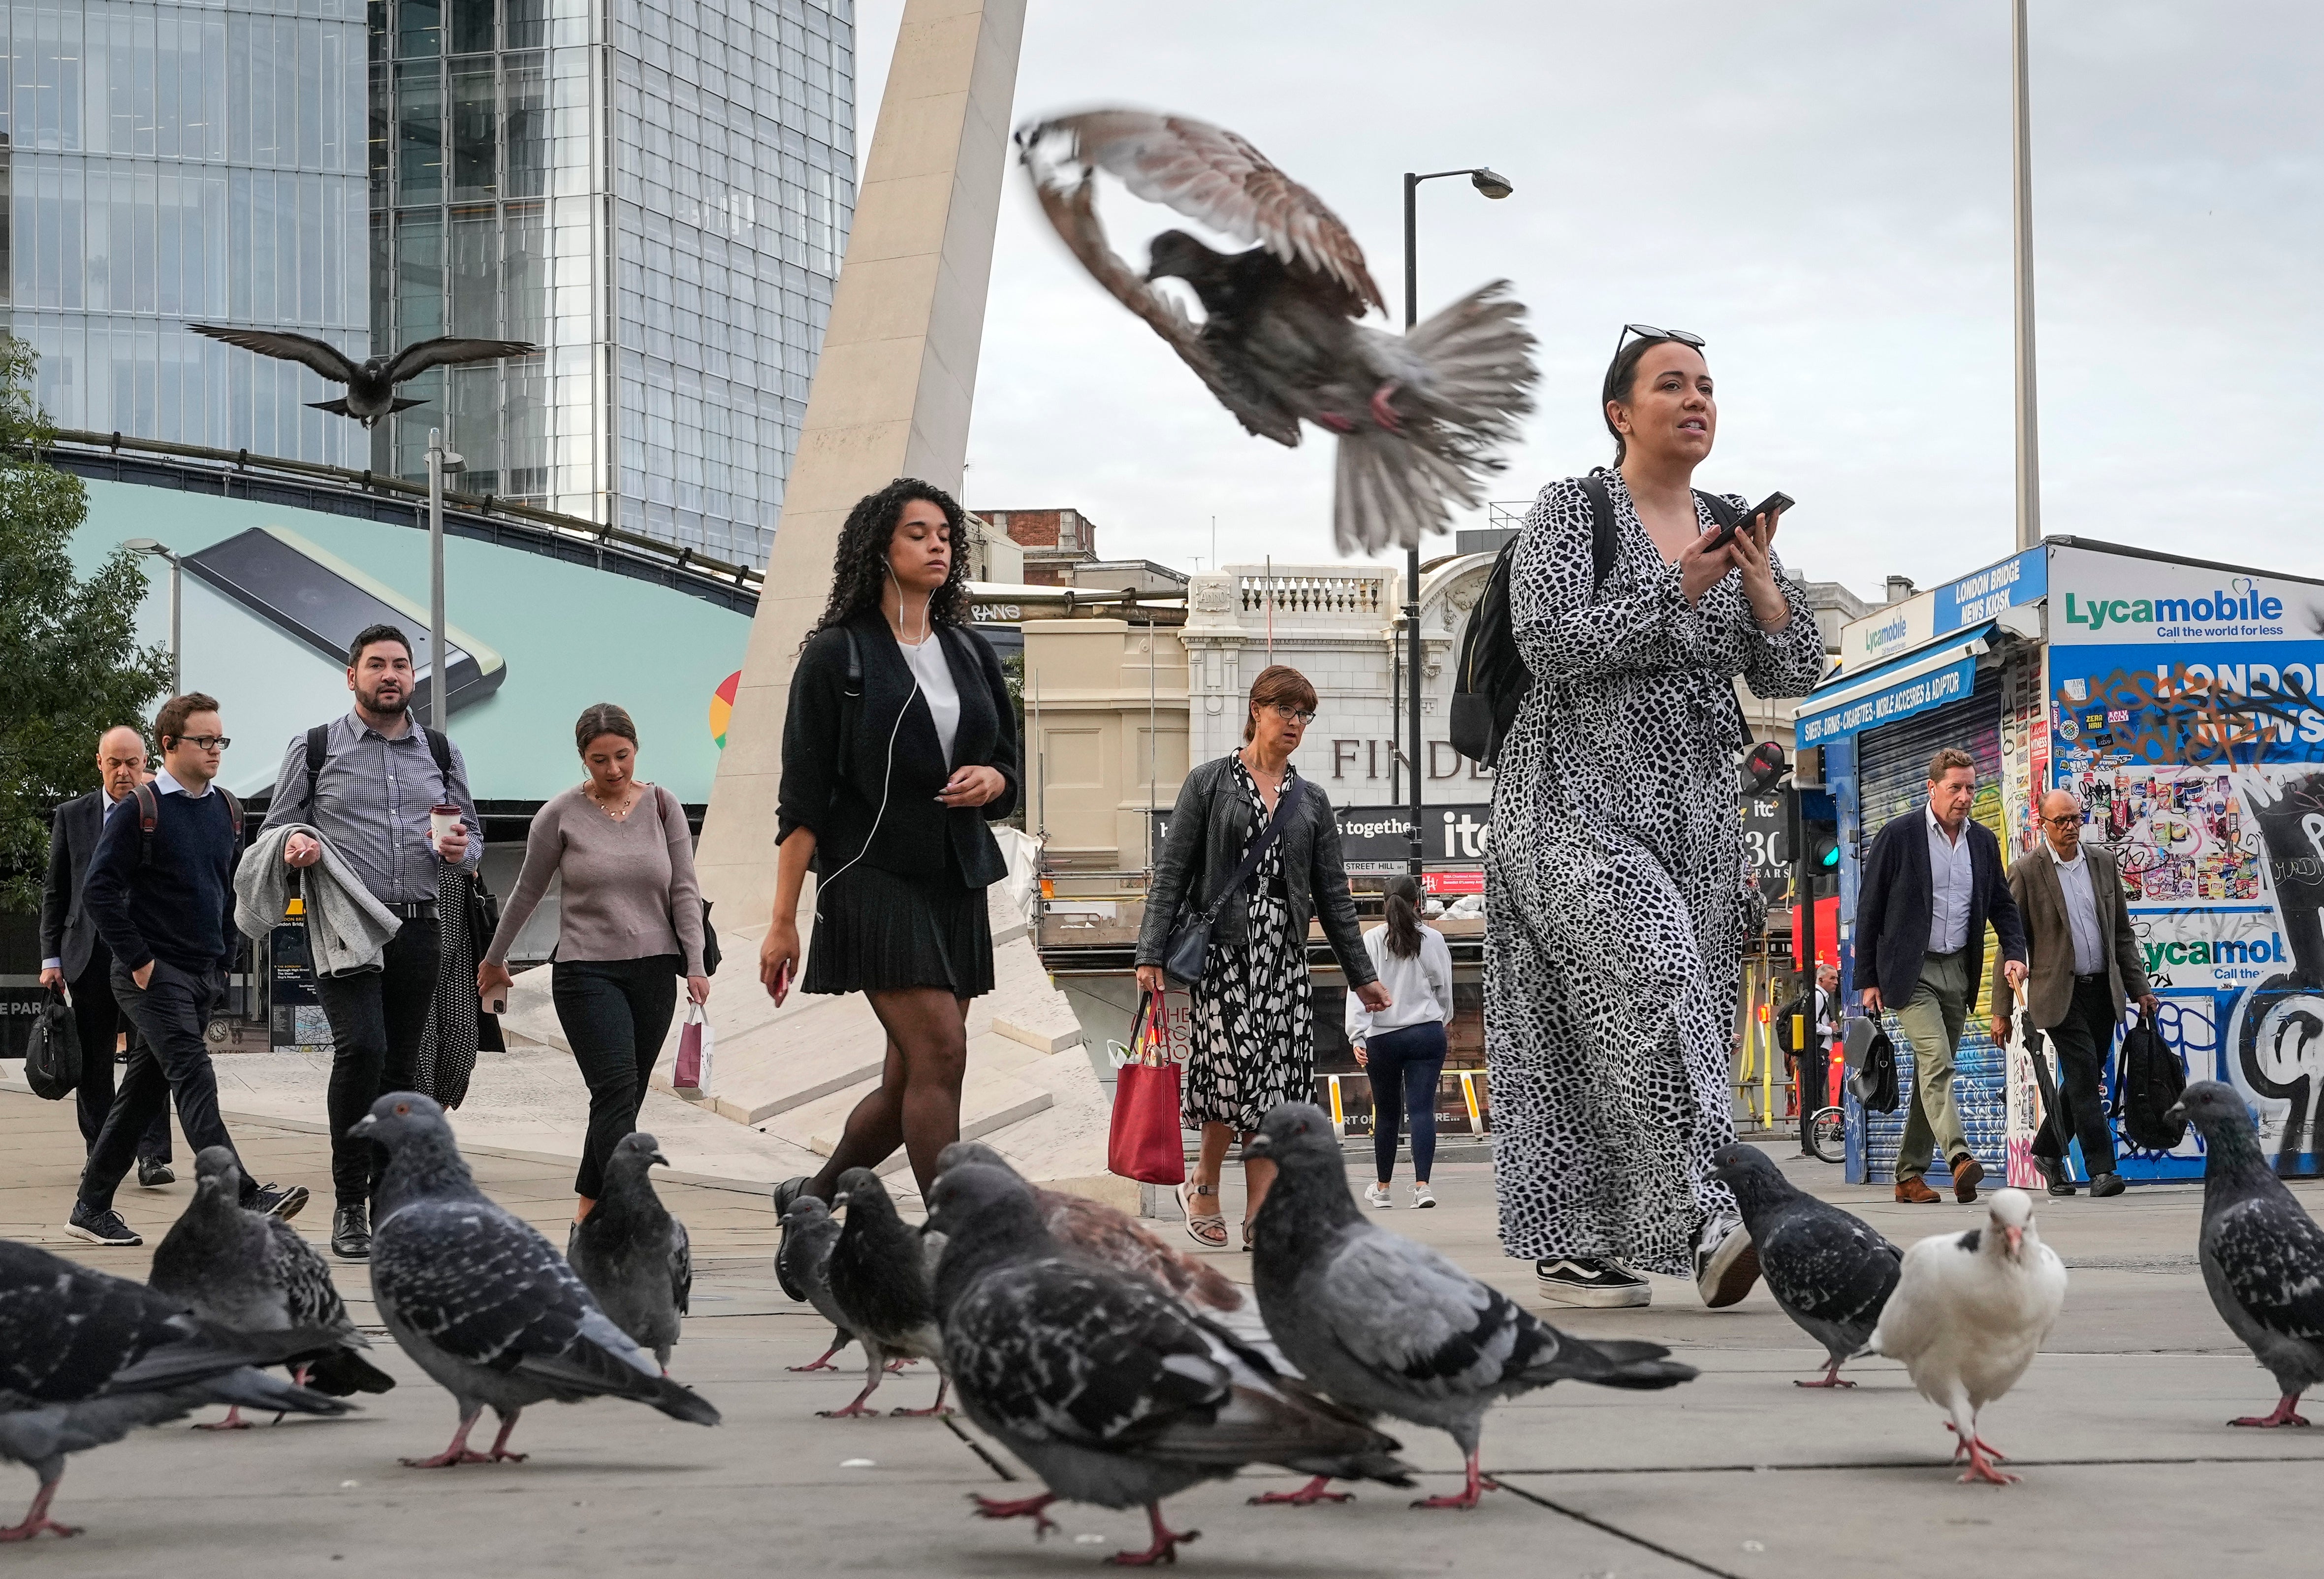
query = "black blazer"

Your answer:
(776, 609), (1019, 888)
(1854, 808), (2027, 1010)
(38, 789), (120, 980)
(1135, 756), (1377, 989)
